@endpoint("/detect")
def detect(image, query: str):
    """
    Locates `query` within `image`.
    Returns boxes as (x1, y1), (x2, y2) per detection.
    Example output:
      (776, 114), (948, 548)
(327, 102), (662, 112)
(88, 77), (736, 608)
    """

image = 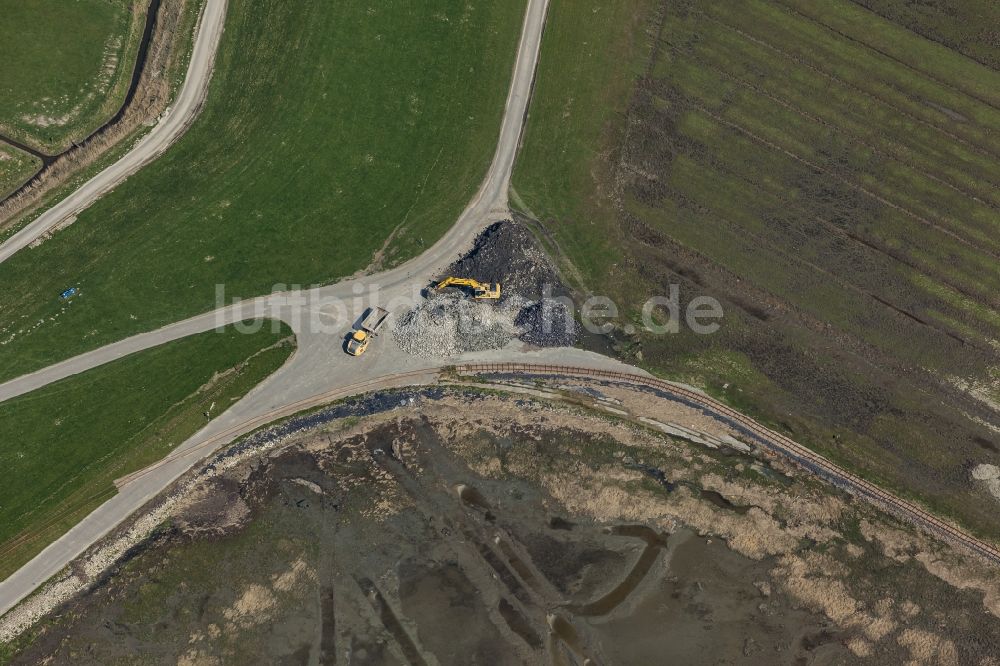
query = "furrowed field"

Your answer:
(515, 0), (1000, 537)
(0, 0), (525, 382)
(0, 0), (145, 152)
(0, 323), (294, 579)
